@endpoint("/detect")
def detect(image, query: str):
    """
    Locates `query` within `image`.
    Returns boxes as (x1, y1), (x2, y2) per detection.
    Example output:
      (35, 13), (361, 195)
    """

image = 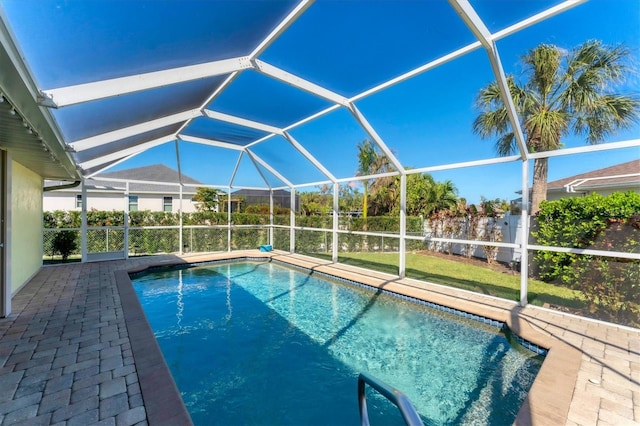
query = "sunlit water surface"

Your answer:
(132, 261), (543, 425)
